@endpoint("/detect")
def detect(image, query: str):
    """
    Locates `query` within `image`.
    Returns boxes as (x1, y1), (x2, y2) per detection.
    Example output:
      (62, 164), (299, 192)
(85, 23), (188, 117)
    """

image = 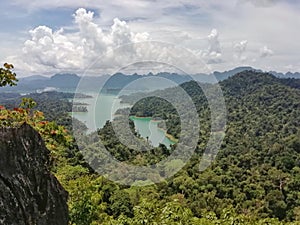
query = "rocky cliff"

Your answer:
(0, 123), (68, 225)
